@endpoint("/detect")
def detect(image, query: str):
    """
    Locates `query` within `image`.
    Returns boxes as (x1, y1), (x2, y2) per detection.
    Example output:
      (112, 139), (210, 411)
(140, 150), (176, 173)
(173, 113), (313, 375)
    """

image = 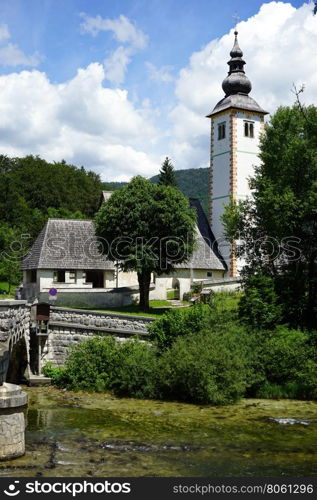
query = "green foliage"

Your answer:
(110, 340), (157, 398)
(158, 157), (177, 187)
(45, 292), (317, 405)
(151, 167), (209, 216)
(148, 304), (210, 350)
(43, 362), (68, 386)
(191, 282), (203, 294)
(63, 336), (119, 391)
(238, 274), (282, 329)
(221, 197), (244, 241)
(45, 337), (157, 397)
(253, 327), (317, 399)
(0, 154), (103, 285)
(156, 328), (251, 405)
(95, 176), (197, 311)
